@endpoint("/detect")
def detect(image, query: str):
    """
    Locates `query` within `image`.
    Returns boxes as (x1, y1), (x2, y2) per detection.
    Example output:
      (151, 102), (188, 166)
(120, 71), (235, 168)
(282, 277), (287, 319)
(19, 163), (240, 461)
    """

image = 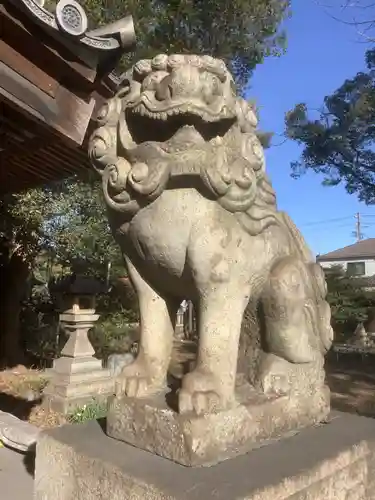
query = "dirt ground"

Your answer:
(325, 356), (375, 418)
(0, 346), (374, 429)
(0, 366), (66, 428)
